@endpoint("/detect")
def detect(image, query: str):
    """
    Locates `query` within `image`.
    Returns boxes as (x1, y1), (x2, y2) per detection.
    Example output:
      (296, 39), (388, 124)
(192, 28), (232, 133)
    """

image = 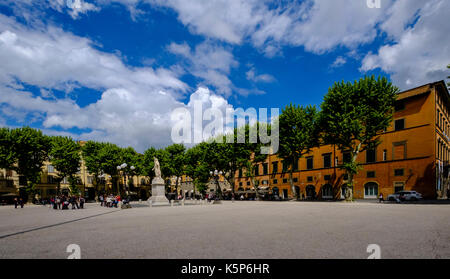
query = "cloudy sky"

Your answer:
(0, 0), (449, 152)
